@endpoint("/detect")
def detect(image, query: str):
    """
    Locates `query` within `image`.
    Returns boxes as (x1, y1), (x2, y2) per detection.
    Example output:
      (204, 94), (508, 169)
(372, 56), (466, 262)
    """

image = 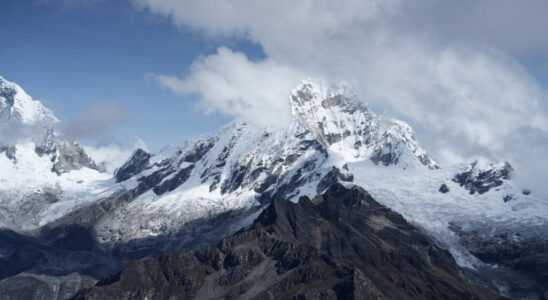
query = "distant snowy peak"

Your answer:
(0, 76), (99, 175)
(0, 76), (58, 125)
(290, 79), (438, 169)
